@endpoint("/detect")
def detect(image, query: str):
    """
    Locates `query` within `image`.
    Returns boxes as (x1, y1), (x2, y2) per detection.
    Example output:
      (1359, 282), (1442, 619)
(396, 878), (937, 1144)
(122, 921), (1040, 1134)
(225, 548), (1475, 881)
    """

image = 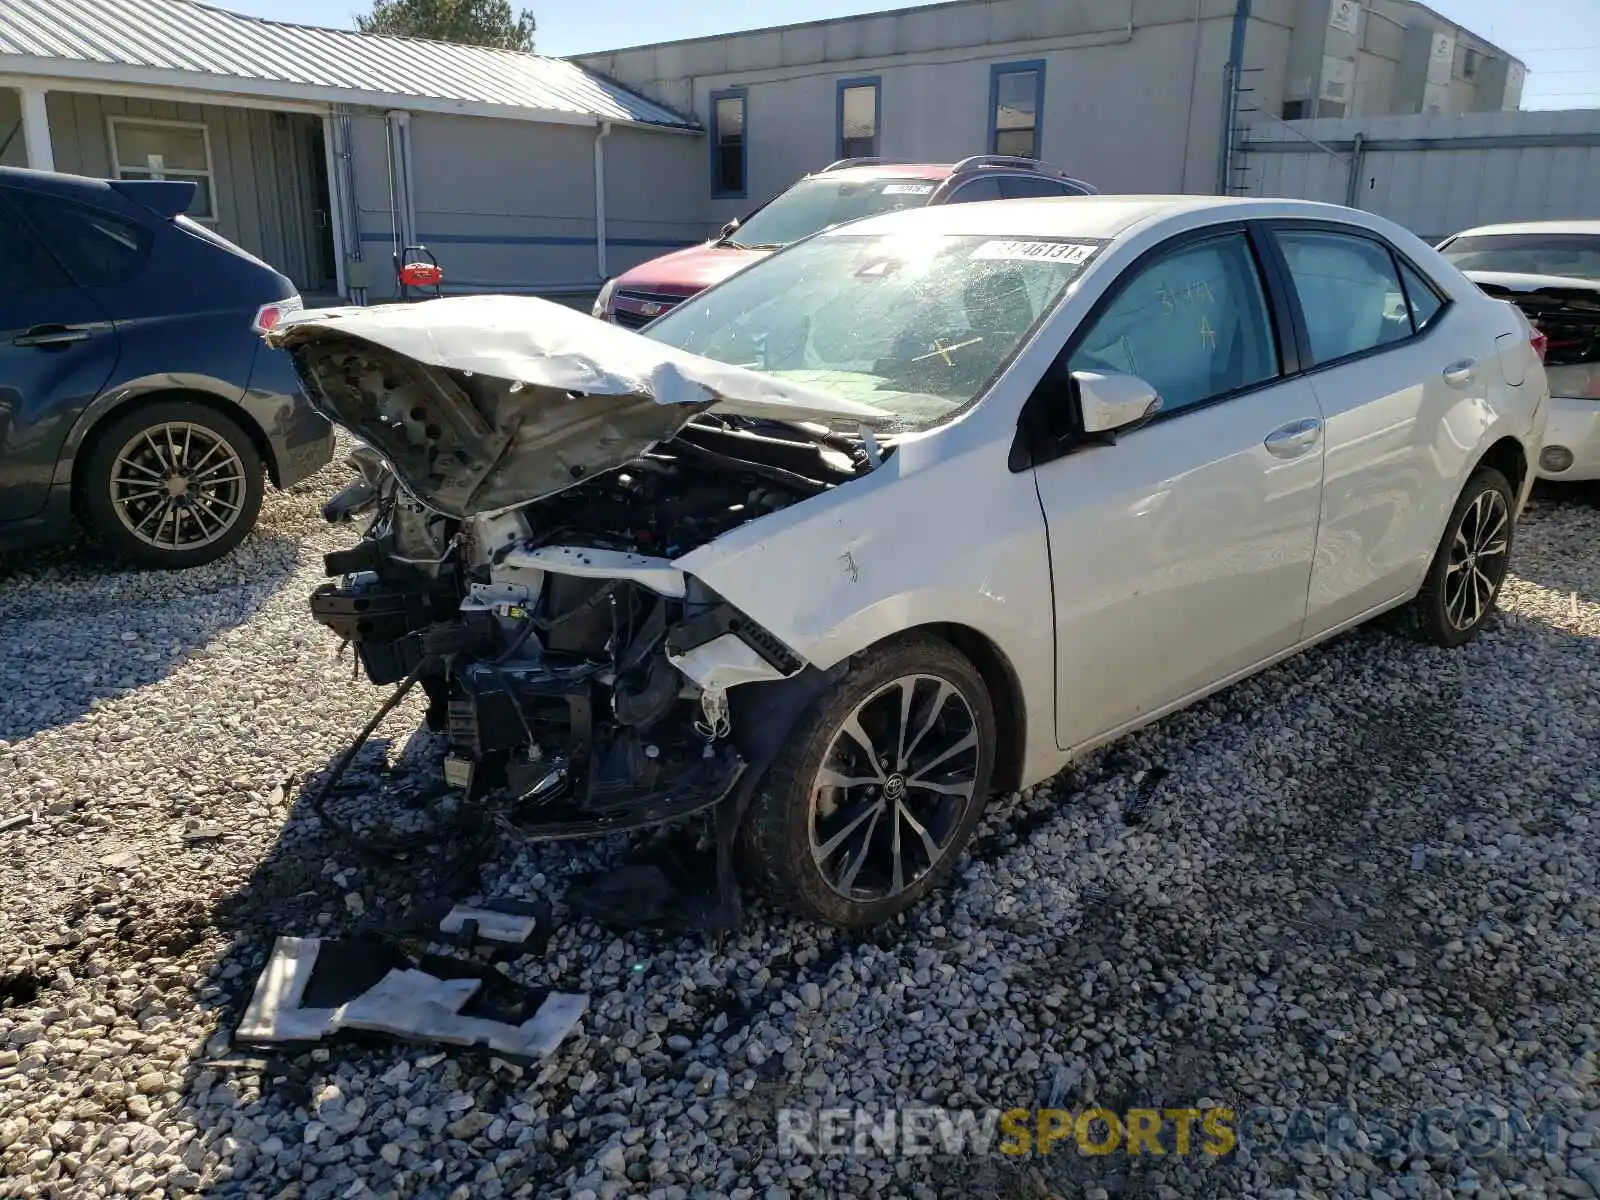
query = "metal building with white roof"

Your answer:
(0, 0), (705, 299)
